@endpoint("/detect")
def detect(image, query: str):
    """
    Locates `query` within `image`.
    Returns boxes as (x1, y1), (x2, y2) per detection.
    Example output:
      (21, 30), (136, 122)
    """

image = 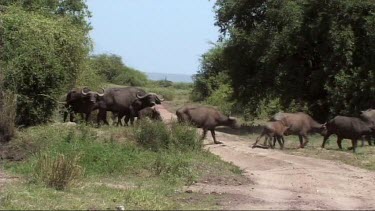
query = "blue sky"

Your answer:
(87, 0), (219, 75)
